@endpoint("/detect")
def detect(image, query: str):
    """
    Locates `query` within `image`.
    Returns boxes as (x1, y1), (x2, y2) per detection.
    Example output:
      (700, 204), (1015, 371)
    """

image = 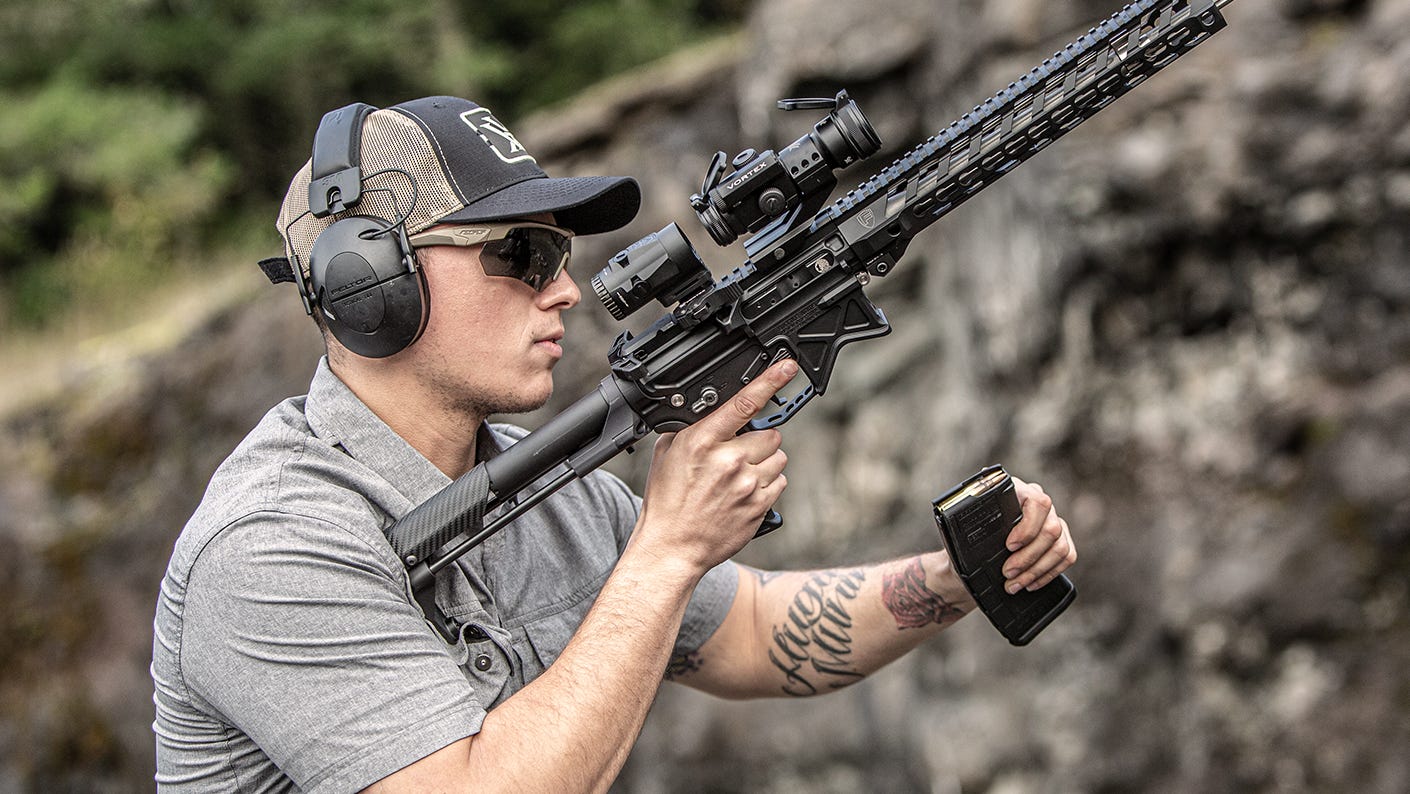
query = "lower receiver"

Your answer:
(933, 465), (1076, 645)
